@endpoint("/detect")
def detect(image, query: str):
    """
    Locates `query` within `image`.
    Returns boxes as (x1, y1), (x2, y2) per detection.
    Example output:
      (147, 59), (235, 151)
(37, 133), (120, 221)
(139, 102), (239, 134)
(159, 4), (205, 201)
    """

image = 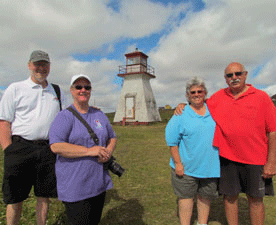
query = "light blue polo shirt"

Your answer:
(165, 104), (220, 178)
